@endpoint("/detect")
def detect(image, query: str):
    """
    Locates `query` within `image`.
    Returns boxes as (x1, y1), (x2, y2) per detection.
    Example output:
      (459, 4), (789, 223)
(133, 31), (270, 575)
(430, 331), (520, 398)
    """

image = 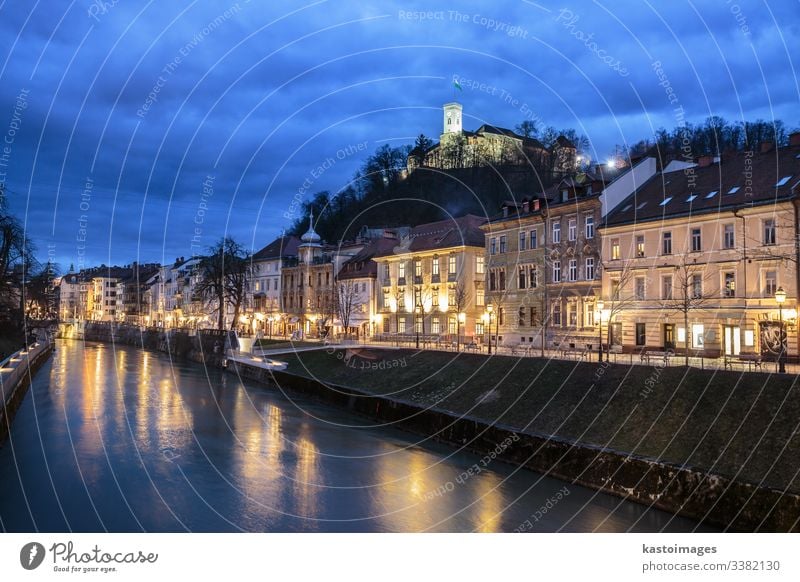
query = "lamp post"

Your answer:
(415, 302), (422, 349)
(776, 287), (786, 374)
(486, 304), (494, 355)
(457, 312), (466, 352)
(596, 300), (604, 363)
